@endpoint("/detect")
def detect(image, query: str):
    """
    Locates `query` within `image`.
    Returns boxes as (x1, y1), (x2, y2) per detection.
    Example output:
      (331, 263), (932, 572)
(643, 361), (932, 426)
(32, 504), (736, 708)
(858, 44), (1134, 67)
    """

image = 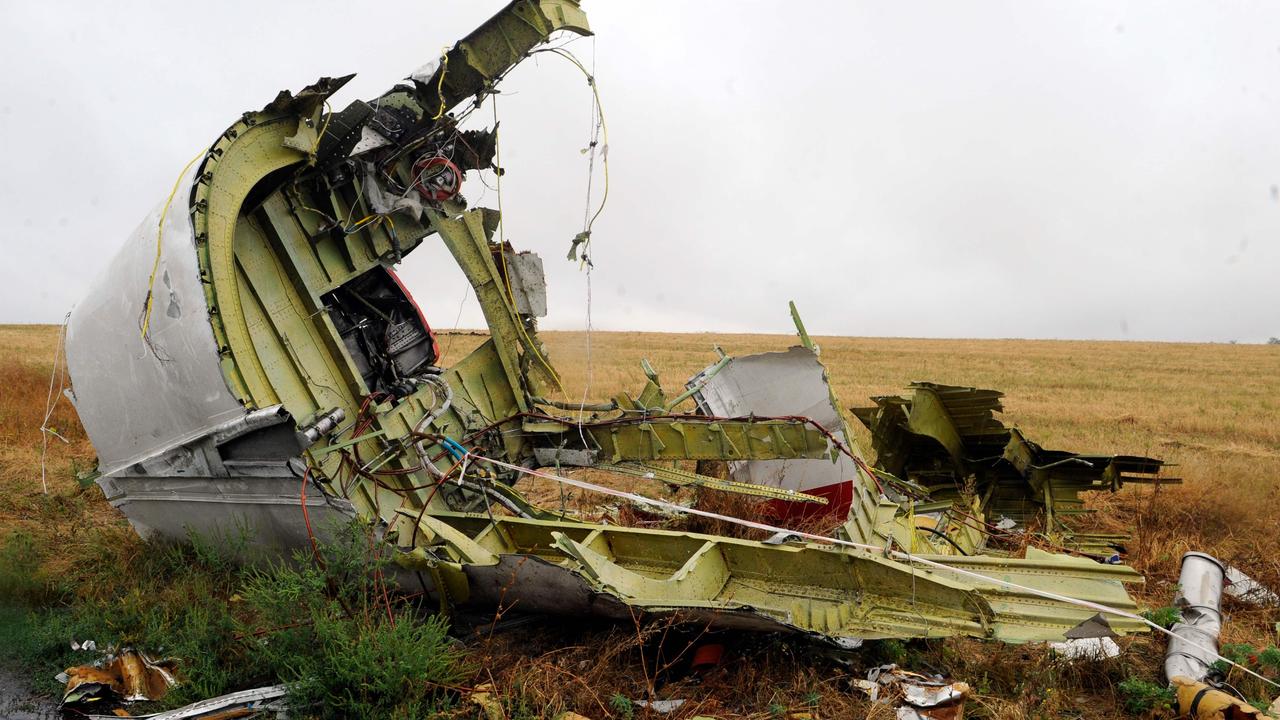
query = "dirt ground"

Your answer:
(0, 665), (57, 720)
